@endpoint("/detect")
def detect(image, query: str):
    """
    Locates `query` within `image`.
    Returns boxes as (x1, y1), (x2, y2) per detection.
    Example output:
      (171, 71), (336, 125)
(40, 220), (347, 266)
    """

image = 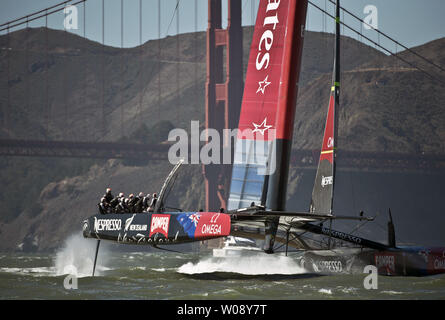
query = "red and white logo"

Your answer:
(194, 212), (231, 239)
(256, 75), (272, 94)
(252, 118), (273, 135)
(327, 137), (334, 148)
(149, 214), (170, 238)
(375, 254), (396, 275)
